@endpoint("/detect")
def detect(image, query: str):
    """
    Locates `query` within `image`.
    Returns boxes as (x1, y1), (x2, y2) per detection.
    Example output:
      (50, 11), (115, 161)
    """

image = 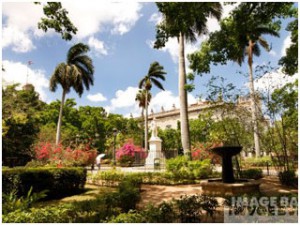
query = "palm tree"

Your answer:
(50, 43), (94, 145)
(138, 61), (166, 151)
(154, 3), (222, 159)
(135, 89), (152, 148)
